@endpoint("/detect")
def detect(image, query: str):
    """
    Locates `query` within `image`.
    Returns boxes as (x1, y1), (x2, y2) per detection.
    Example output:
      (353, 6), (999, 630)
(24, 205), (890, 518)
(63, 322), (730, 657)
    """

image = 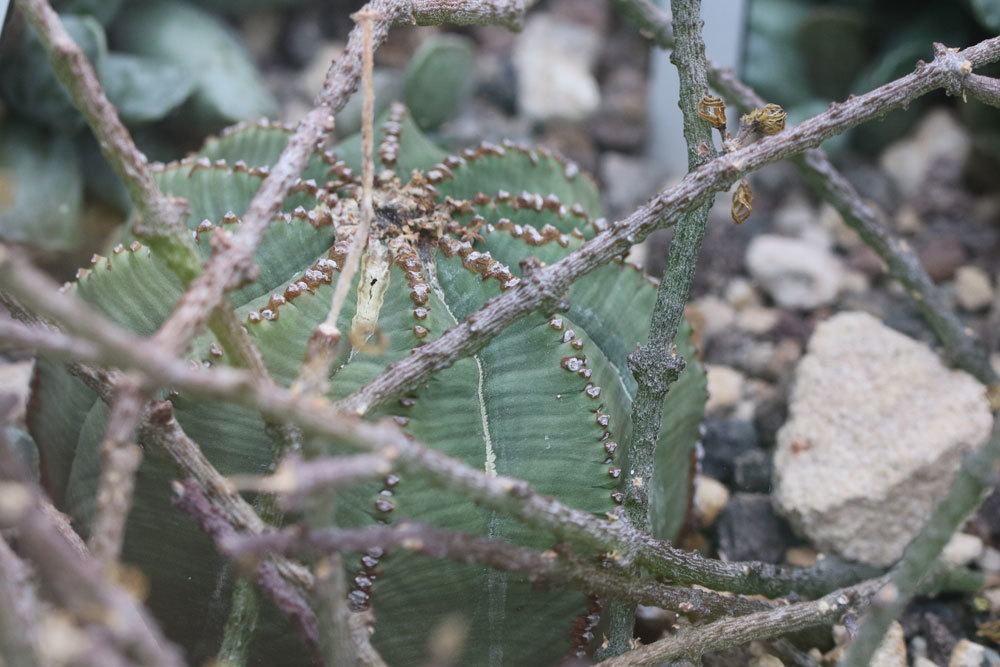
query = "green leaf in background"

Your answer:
(195, 0), (311, 13)
(55, 0), (123, 24)
(0, 121), (82, 251)
(969, 0), (1000, 31)
(797, 6), (868, 101)
(98, 53), (195, 123)
(110, 0), (278, 131)
(403, 34), (476, 131)
(741, 0), (813, 109)
(0, 13), (106, 132)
